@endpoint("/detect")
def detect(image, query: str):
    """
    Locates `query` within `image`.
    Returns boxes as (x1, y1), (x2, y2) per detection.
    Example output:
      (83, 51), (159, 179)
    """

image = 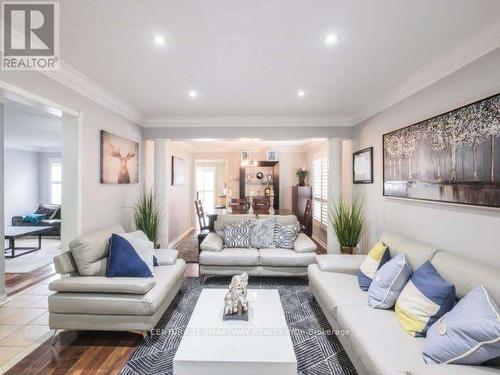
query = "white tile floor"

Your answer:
(0, 275), (58, 372)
